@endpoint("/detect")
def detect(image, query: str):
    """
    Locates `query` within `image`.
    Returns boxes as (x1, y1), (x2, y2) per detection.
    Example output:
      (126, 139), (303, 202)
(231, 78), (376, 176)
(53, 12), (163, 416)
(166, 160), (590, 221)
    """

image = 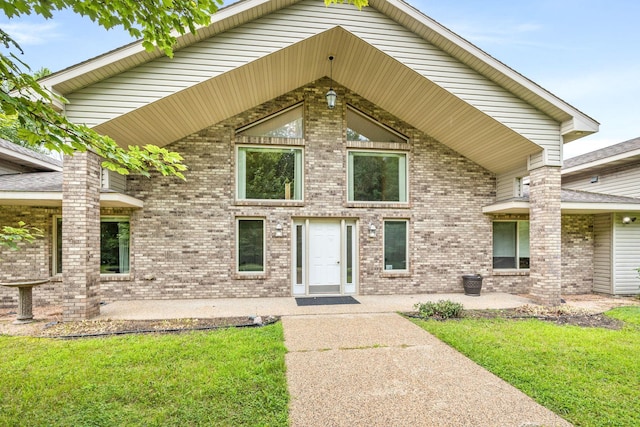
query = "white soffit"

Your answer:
(95, 28), (540, 174)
